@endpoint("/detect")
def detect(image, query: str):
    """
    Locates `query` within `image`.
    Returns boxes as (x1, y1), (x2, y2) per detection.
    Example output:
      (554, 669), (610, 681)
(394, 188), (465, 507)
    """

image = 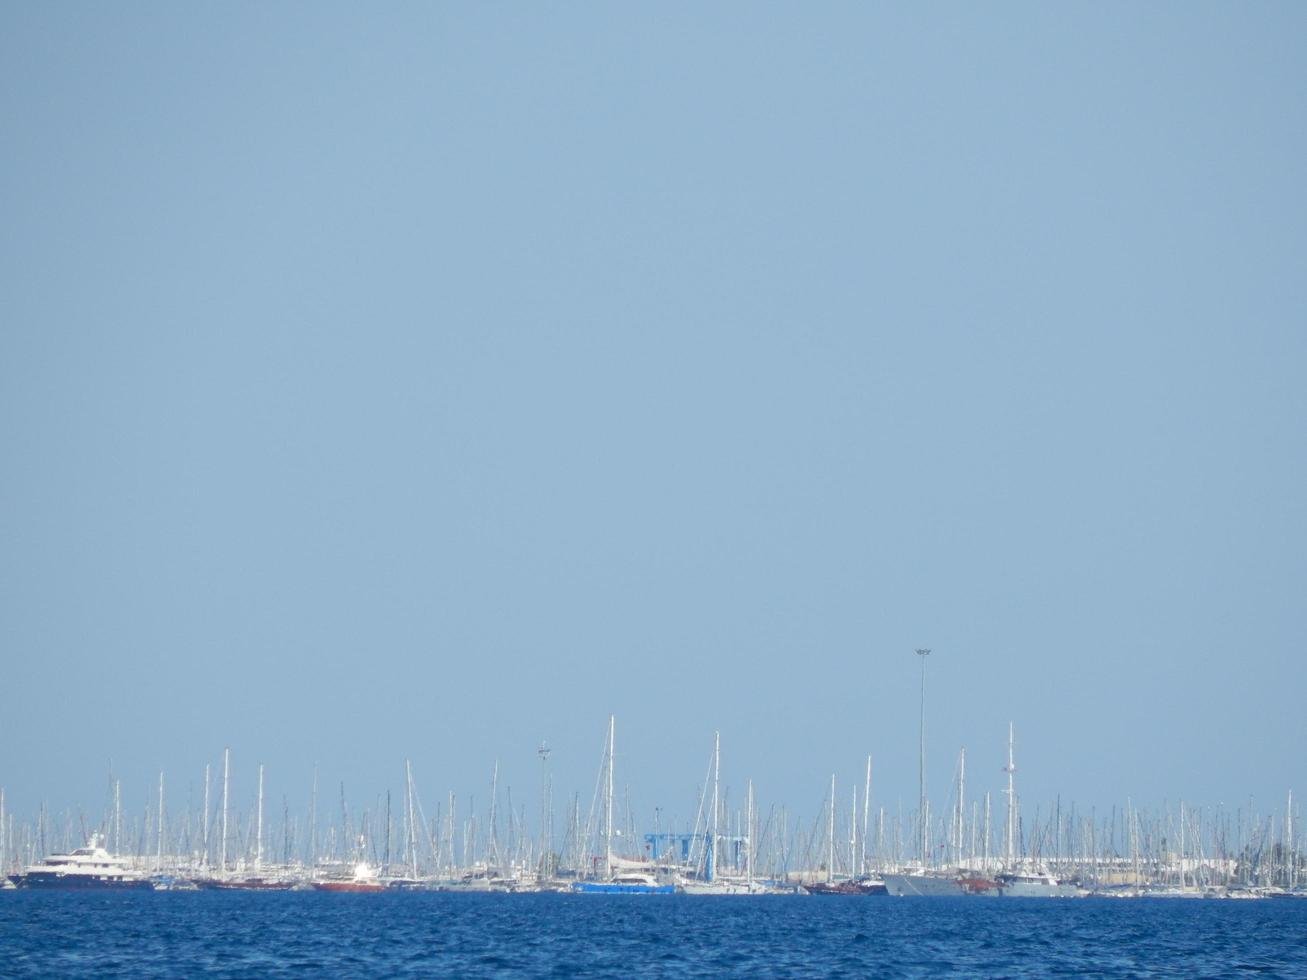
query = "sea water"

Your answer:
(2, 892), (1305, 977)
